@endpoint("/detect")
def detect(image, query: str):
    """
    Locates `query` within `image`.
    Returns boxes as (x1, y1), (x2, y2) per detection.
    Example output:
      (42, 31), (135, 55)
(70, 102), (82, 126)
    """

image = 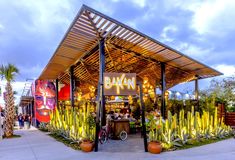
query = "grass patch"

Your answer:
(48, 133), (81, 150)
(3, 134), (21, 139)
(176, 136), (233, 150)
